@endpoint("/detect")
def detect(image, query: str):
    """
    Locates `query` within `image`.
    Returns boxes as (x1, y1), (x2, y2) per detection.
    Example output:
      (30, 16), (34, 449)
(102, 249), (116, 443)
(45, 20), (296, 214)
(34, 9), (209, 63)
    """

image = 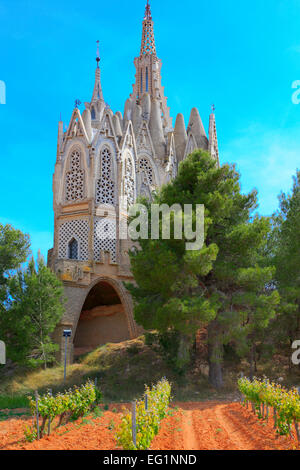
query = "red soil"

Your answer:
(0, 402), (299, 450)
